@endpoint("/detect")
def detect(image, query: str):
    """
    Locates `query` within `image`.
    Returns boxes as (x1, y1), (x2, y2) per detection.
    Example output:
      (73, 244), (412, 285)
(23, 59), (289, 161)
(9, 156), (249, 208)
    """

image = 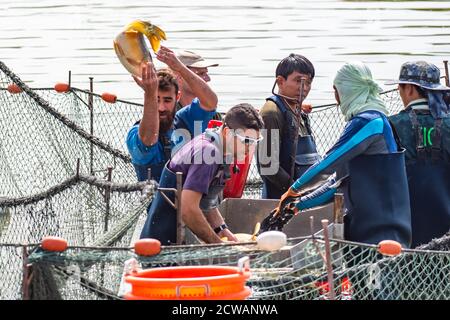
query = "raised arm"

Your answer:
(133, 62), (159, 146)
(291, 115), (386, 194)
(156, 46), (218, 111)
